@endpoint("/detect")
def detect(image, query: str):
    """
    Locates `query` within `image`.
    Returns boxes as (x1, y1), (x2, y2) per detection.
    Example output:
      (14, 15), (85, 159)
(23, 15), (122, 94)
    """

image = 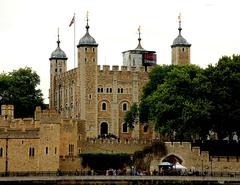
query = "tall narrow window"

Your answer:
(29, 147), (35, 157)
(69, 144), (74, 156)
(102, 102), (107, 111)
(55, 147), (57, 154)
(46, 147), (48, 155)
(122, 103), (128, 111)
(122, 123), (128, 133)
(0, 148), (3, 157)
